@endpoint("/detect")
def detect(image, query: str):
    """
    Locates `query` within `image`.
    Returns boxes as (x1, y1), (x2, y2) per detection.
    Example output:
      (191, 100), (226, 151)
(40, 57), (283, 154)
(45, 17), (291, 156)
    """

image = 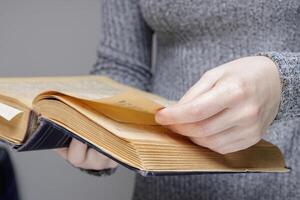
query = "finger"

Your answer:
(179, 70), (222, 104)
(108, 159), (119, 168)
(190, 126), (239, 150)
(168, 108), (237, 138)
(191, 105), (258, 137)
(190, 125), (261, 154)
(156, 85), (238, 125)
(67, 139), (88, 167)
(54, 148), (68, 160)
(80, 148), (117, 170)
(214, 137), (261, 154)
